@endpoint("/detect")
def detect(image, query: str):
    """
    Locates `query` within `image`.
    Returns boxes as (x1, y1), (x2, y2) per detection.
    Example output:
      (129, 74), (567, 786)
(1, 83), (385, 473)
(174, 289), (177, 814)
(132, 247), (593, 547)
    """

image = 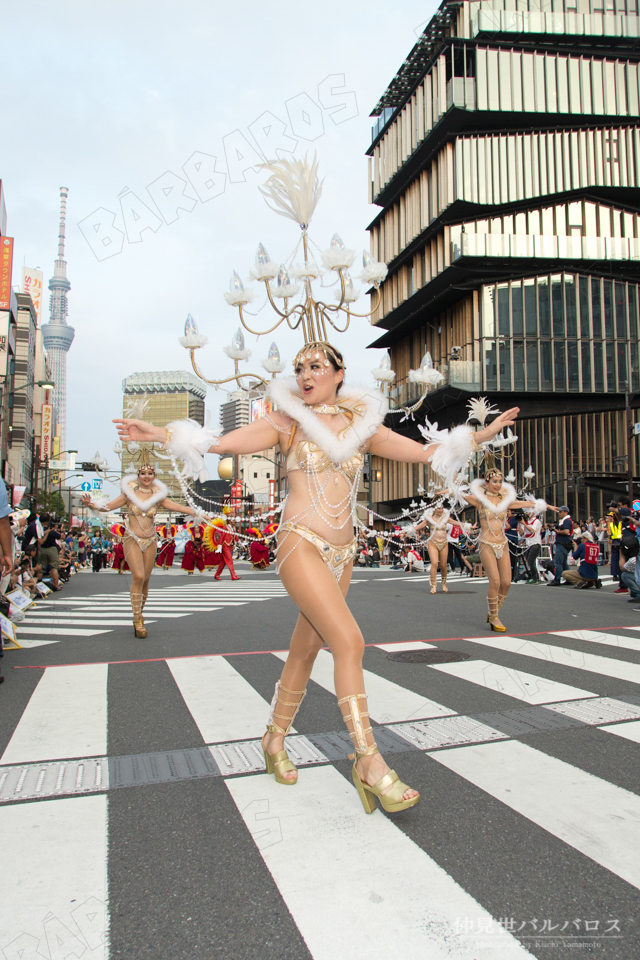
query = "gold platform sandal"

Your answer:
(430, 572), (437, 594)
(131, 589), (148, 638)
(441, 569), (448, 593)
(262, 681), (306, 785)
(338, 693), (419, 814)
(487, 596), (506, 632)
